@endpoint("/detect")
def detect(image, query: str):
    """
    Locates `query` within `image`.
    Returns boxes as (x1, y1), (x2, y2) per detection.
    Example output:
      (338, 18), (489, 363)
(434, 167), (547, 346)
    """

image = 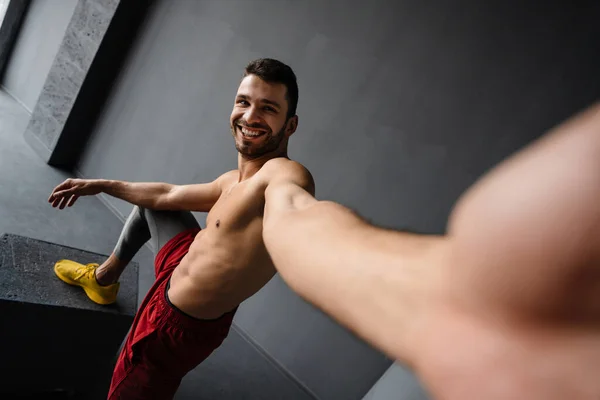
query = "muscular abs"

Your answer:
(168, 174), (276, 319)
